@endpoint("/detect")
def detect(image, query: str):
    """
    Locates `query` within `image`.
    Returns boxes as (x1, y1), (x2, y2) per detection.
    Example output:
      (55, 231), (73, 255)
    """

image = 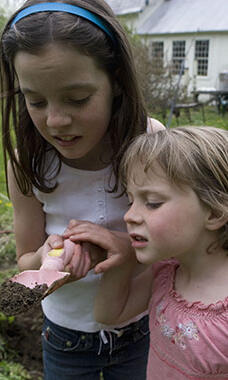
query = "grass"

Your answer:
(0, 361), (32, 380)
(154, 105), (228, 129)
